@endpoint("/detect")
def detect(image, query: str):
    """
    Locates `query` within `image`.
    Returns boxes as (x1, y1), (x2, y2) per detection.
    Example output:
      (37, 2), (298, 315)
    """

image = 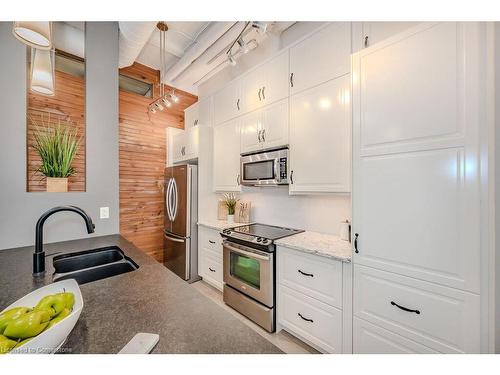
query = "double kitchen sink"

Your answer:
(52, 246), (139, 285)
